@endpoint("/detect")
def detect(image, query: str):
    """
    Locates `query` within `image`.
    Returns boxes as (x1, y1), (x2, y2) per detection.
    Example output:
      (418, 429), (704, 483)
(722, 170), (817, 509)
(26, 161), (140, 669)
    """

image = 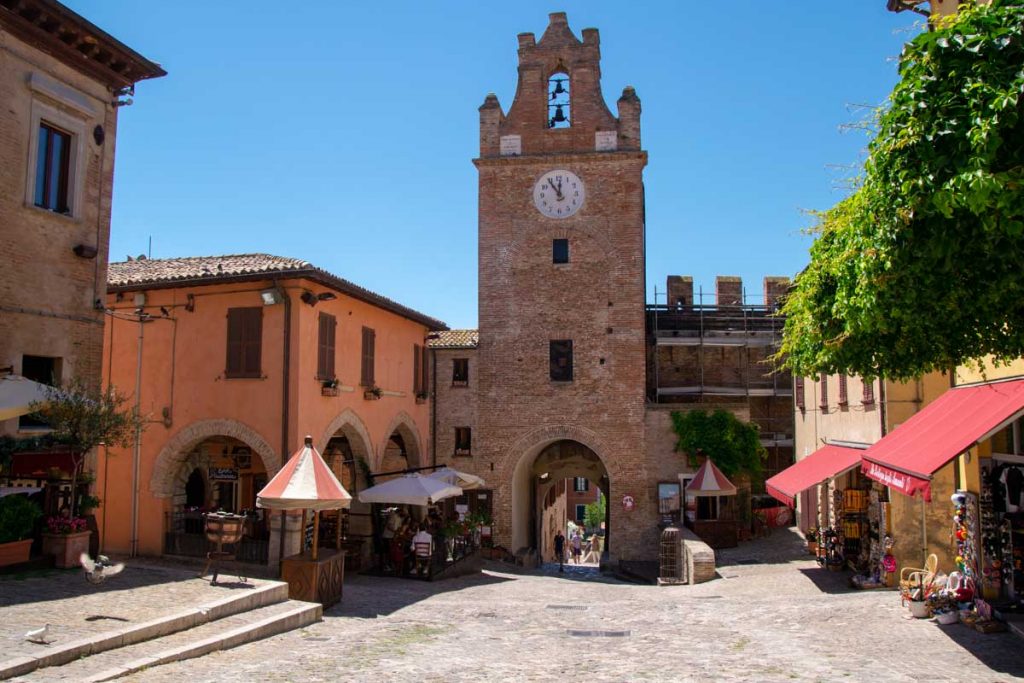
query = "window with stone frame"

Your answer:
(454, 427), (472, 456)
(34, 122), (71, 213)
(550, 340), (573, 382)
(452, 358), (469, 386)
